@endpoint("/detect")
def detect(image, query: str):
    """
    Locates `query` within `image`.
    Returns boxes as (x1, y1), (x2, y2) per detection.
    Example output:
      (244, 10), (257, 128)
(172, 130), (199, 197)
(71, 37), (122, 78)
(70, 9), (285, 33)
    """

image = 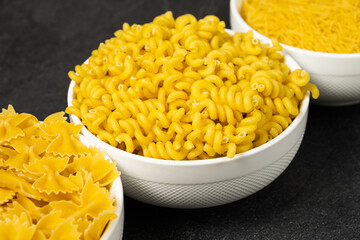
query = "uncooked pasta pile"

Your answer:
(240, 0), (360, 53)
(67, 12), (319, 160)
(0, 105), (120, 240)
